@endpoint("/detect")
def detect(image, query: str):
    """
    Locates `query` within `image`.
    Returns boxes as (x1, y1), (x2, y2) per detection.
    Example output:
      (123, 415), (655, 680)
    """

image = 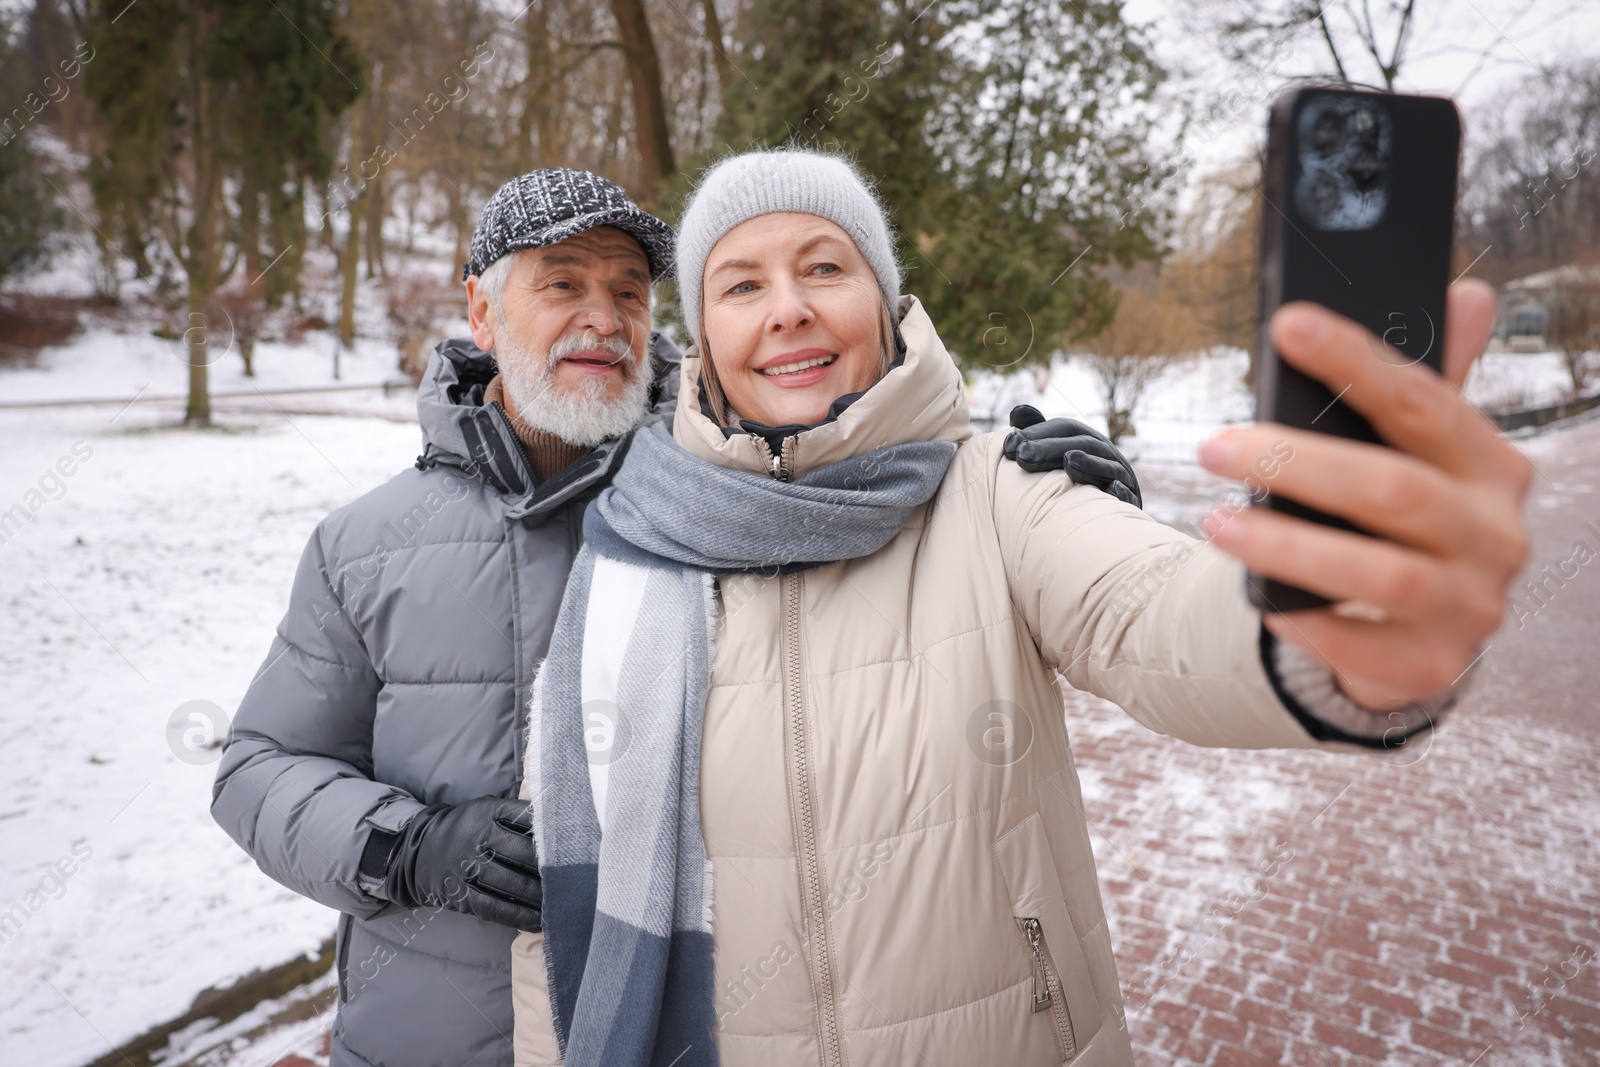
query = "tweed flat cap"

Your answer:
(462, 168), (675, 282)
